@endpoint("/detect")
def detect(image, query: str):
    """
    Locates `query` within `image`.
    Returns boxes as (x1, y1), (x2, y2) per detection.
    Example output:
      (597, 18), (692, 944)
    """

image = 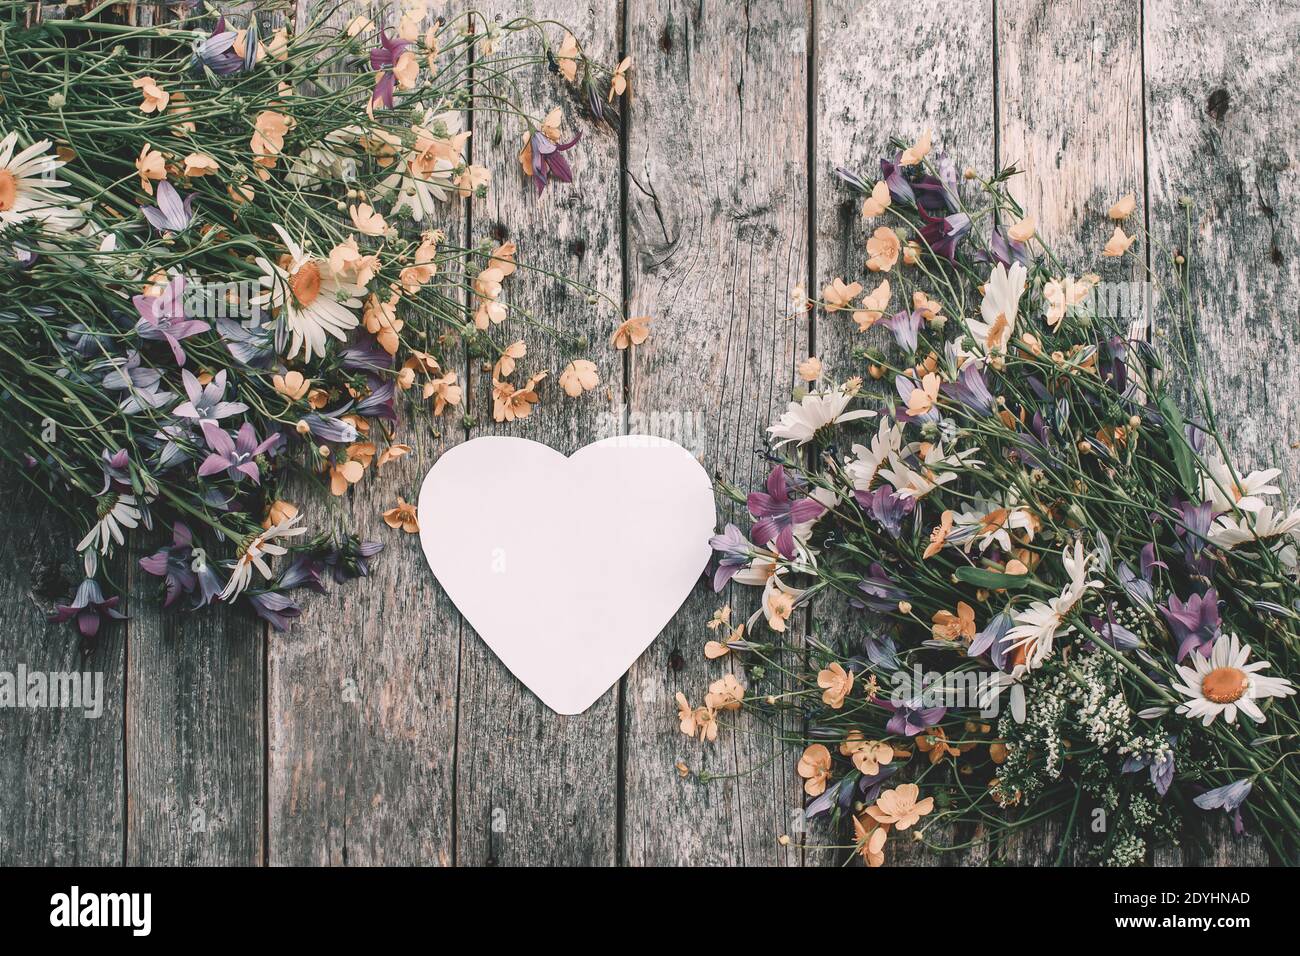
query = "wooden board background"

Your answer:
(1, 0), (1296, 866)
